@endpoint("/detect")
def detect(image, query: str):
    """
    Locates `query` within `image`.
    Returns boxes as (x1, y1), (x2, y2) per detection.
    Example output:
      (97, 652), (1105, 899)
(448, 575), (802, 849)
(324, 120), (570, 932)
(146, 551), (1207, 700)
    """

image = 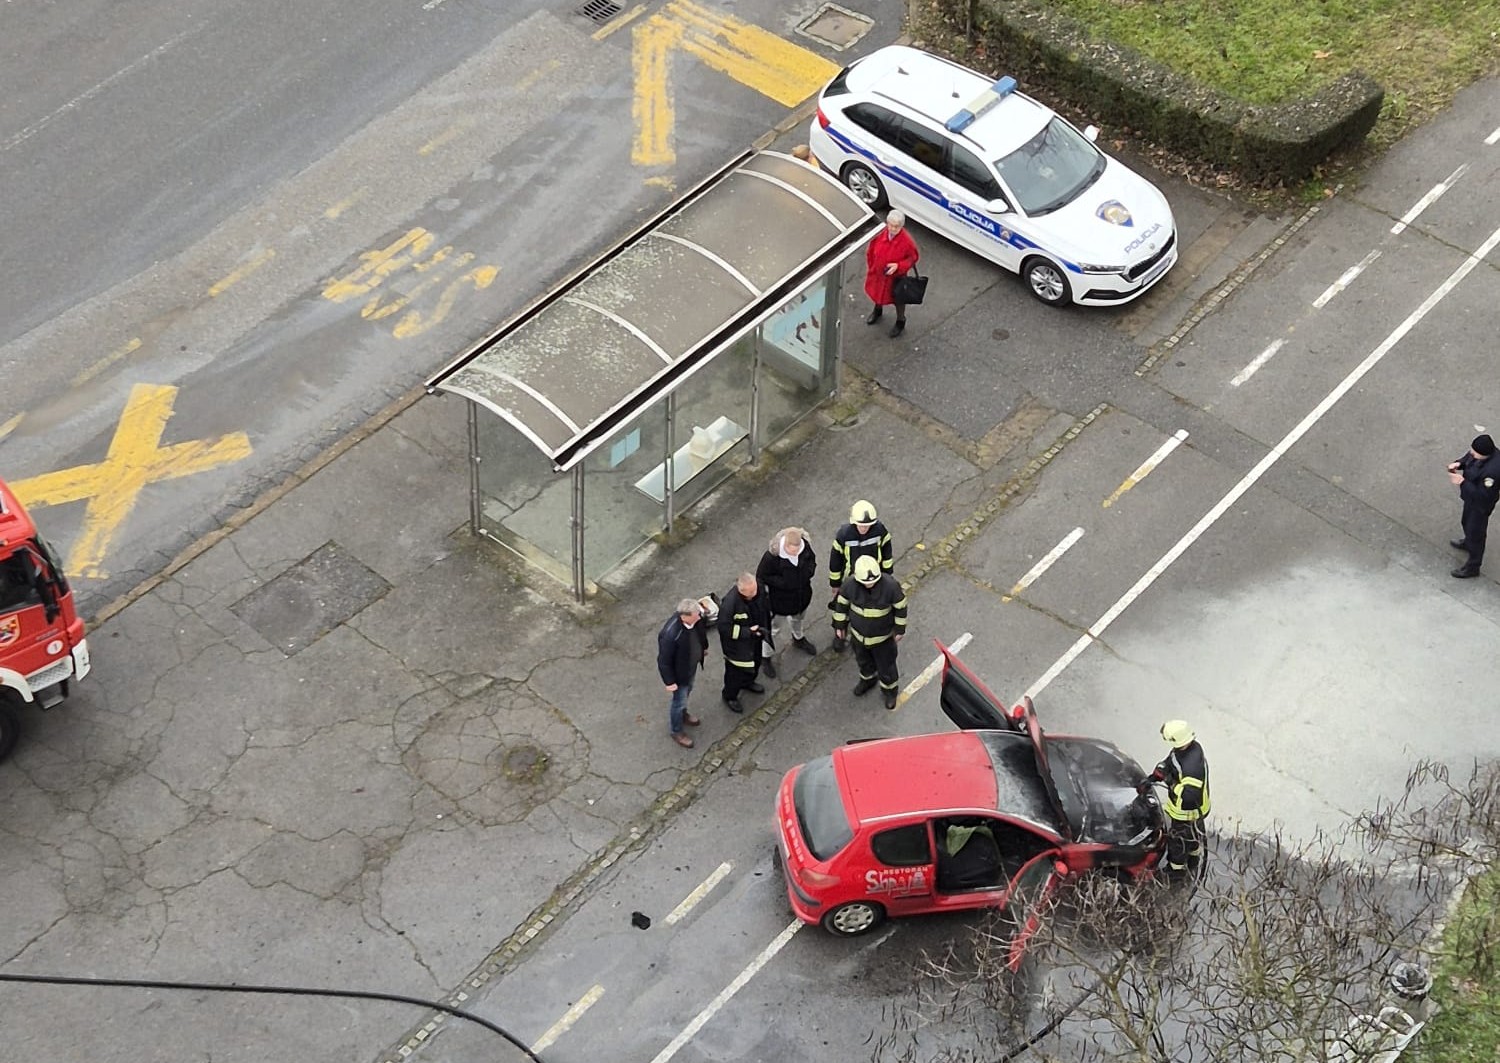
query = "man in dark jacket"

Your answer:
(1448, 433), (1500, 578)
(719, 573), (771, 714)
(828, 500), (894, 653)
(657, 598), (707, 749)
(832, 555), (908, 709)
(755, 526), (817, 679)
